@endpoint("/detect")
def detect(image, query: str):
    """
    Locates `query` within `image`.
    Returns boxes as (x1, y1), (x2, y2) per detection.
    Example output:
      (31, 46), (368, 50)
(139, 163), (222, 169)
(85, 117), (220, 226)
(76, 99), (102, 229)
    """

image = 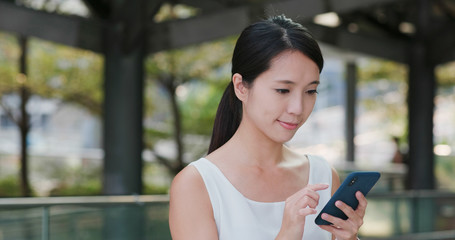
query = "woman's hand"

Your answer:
(318, 191), (367, 240)
(276, 183), (329, 240)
